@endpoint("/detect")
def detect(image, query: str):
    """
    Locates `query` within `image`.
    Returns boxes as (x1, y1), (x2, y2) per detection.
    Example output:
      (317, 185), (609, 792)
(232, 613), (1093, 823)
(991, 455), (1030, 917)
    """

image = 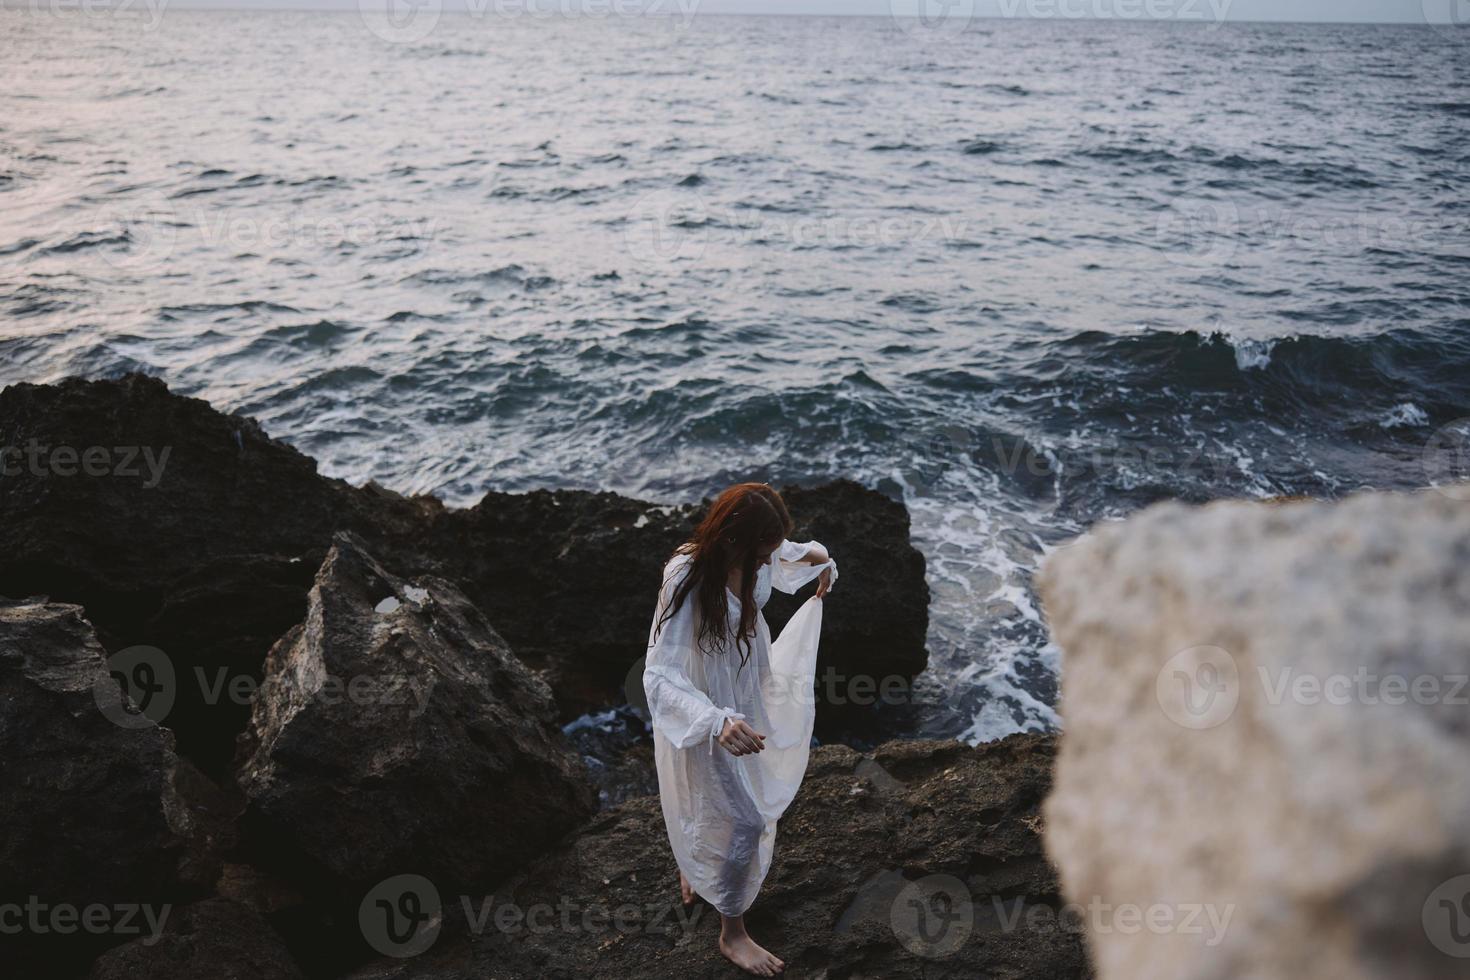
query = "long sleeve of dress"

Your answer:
(768, 538), (839, 595)
(643, 556), (739, 751)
